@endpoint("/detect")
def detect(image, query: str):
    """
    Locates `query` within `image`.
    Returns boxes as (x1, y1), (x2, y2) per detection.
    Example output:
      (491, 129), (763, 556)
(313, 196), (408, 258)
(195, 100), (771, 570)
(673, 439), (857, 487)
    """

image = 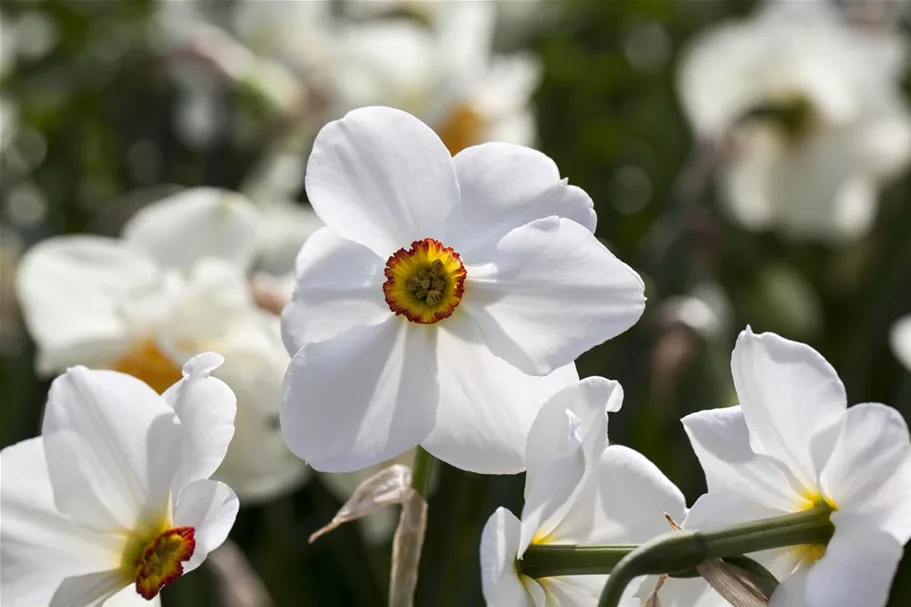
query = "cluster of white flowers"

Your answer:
(4, 102), (911, 607)
(3, 1), (911, 606)
(155, 0), (541, 156)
